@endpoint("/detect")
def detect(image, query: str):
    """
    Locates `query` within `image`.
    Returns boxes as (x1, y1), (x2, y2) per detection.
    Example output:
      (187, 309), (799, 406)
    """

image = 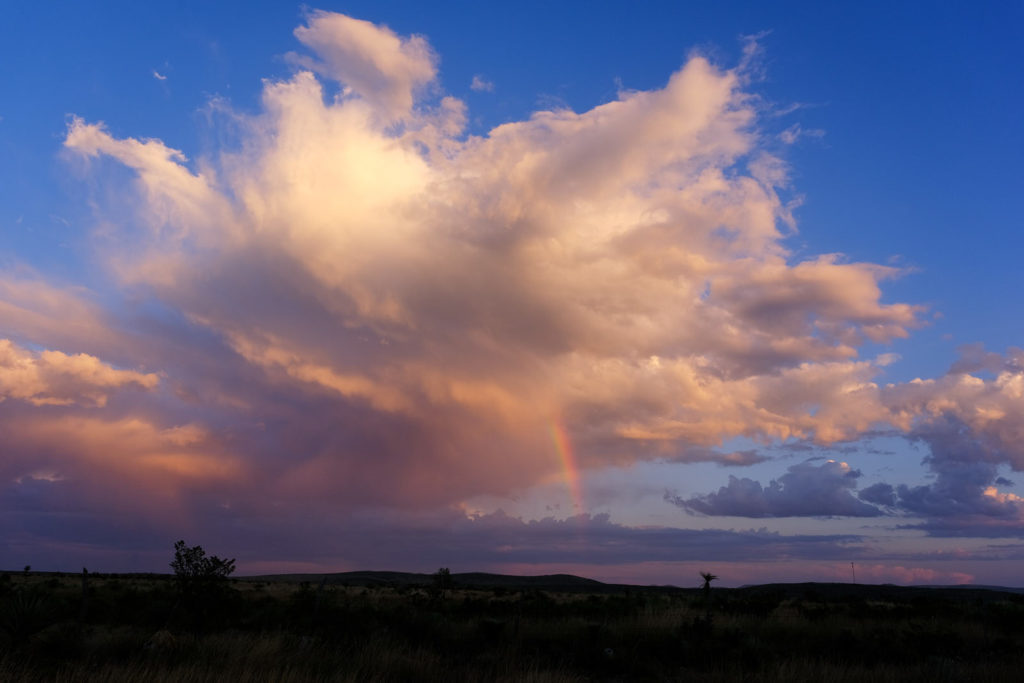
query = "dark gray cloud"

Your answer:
(858, 482), (896, 507)
(878, 417), (1024, 537)
(0, 492), (869, 574)
(900, 518), (1024, 539)
(667, 459), (884, 518)
(899, 418), (1020, 518)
